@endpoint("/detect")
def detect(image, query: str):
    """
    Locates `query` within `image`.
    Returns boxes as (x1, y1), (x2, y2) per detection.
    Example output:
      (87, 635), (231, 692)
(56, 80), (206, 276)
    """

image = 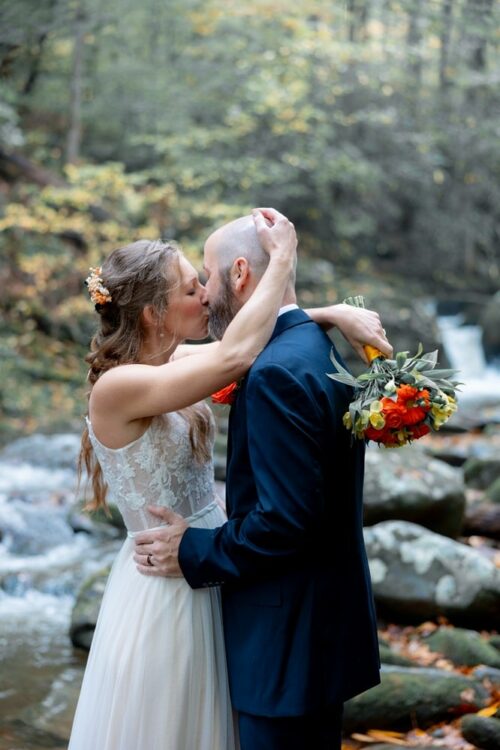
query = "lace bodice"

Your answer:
(86, 411), (217, 535)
